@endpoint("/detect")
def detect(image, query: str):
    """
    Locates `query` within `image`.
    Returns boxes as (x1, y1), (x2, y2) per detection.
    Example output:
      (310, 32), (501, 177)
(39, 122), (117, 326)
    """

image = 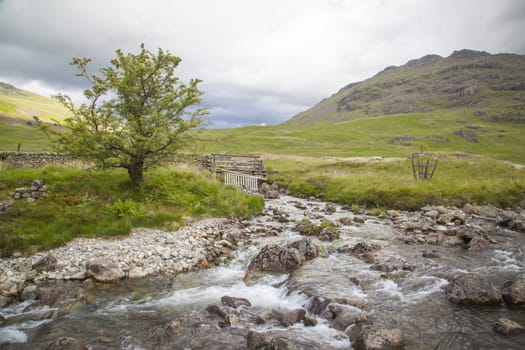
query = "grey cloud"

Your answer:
(1, 0), (524, 127)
